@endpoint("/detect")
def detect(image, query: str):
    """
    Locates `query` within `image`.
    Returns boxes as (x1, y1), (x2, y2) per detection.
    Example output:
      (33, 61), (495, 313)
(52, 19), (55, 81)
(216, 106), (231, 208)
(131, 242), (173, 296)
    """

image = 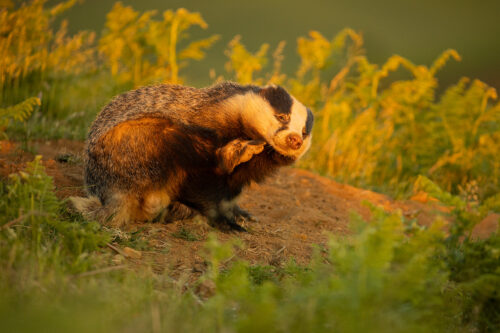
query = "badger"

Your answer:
(71, 82), (313, 231)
